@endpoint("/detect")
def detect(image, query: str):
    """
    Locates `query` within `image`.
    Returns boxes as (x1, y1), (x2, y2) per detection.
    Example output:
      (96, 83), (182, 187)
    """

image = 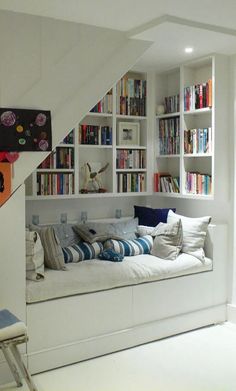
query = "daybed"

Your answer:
(25, 221), (227, 374)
